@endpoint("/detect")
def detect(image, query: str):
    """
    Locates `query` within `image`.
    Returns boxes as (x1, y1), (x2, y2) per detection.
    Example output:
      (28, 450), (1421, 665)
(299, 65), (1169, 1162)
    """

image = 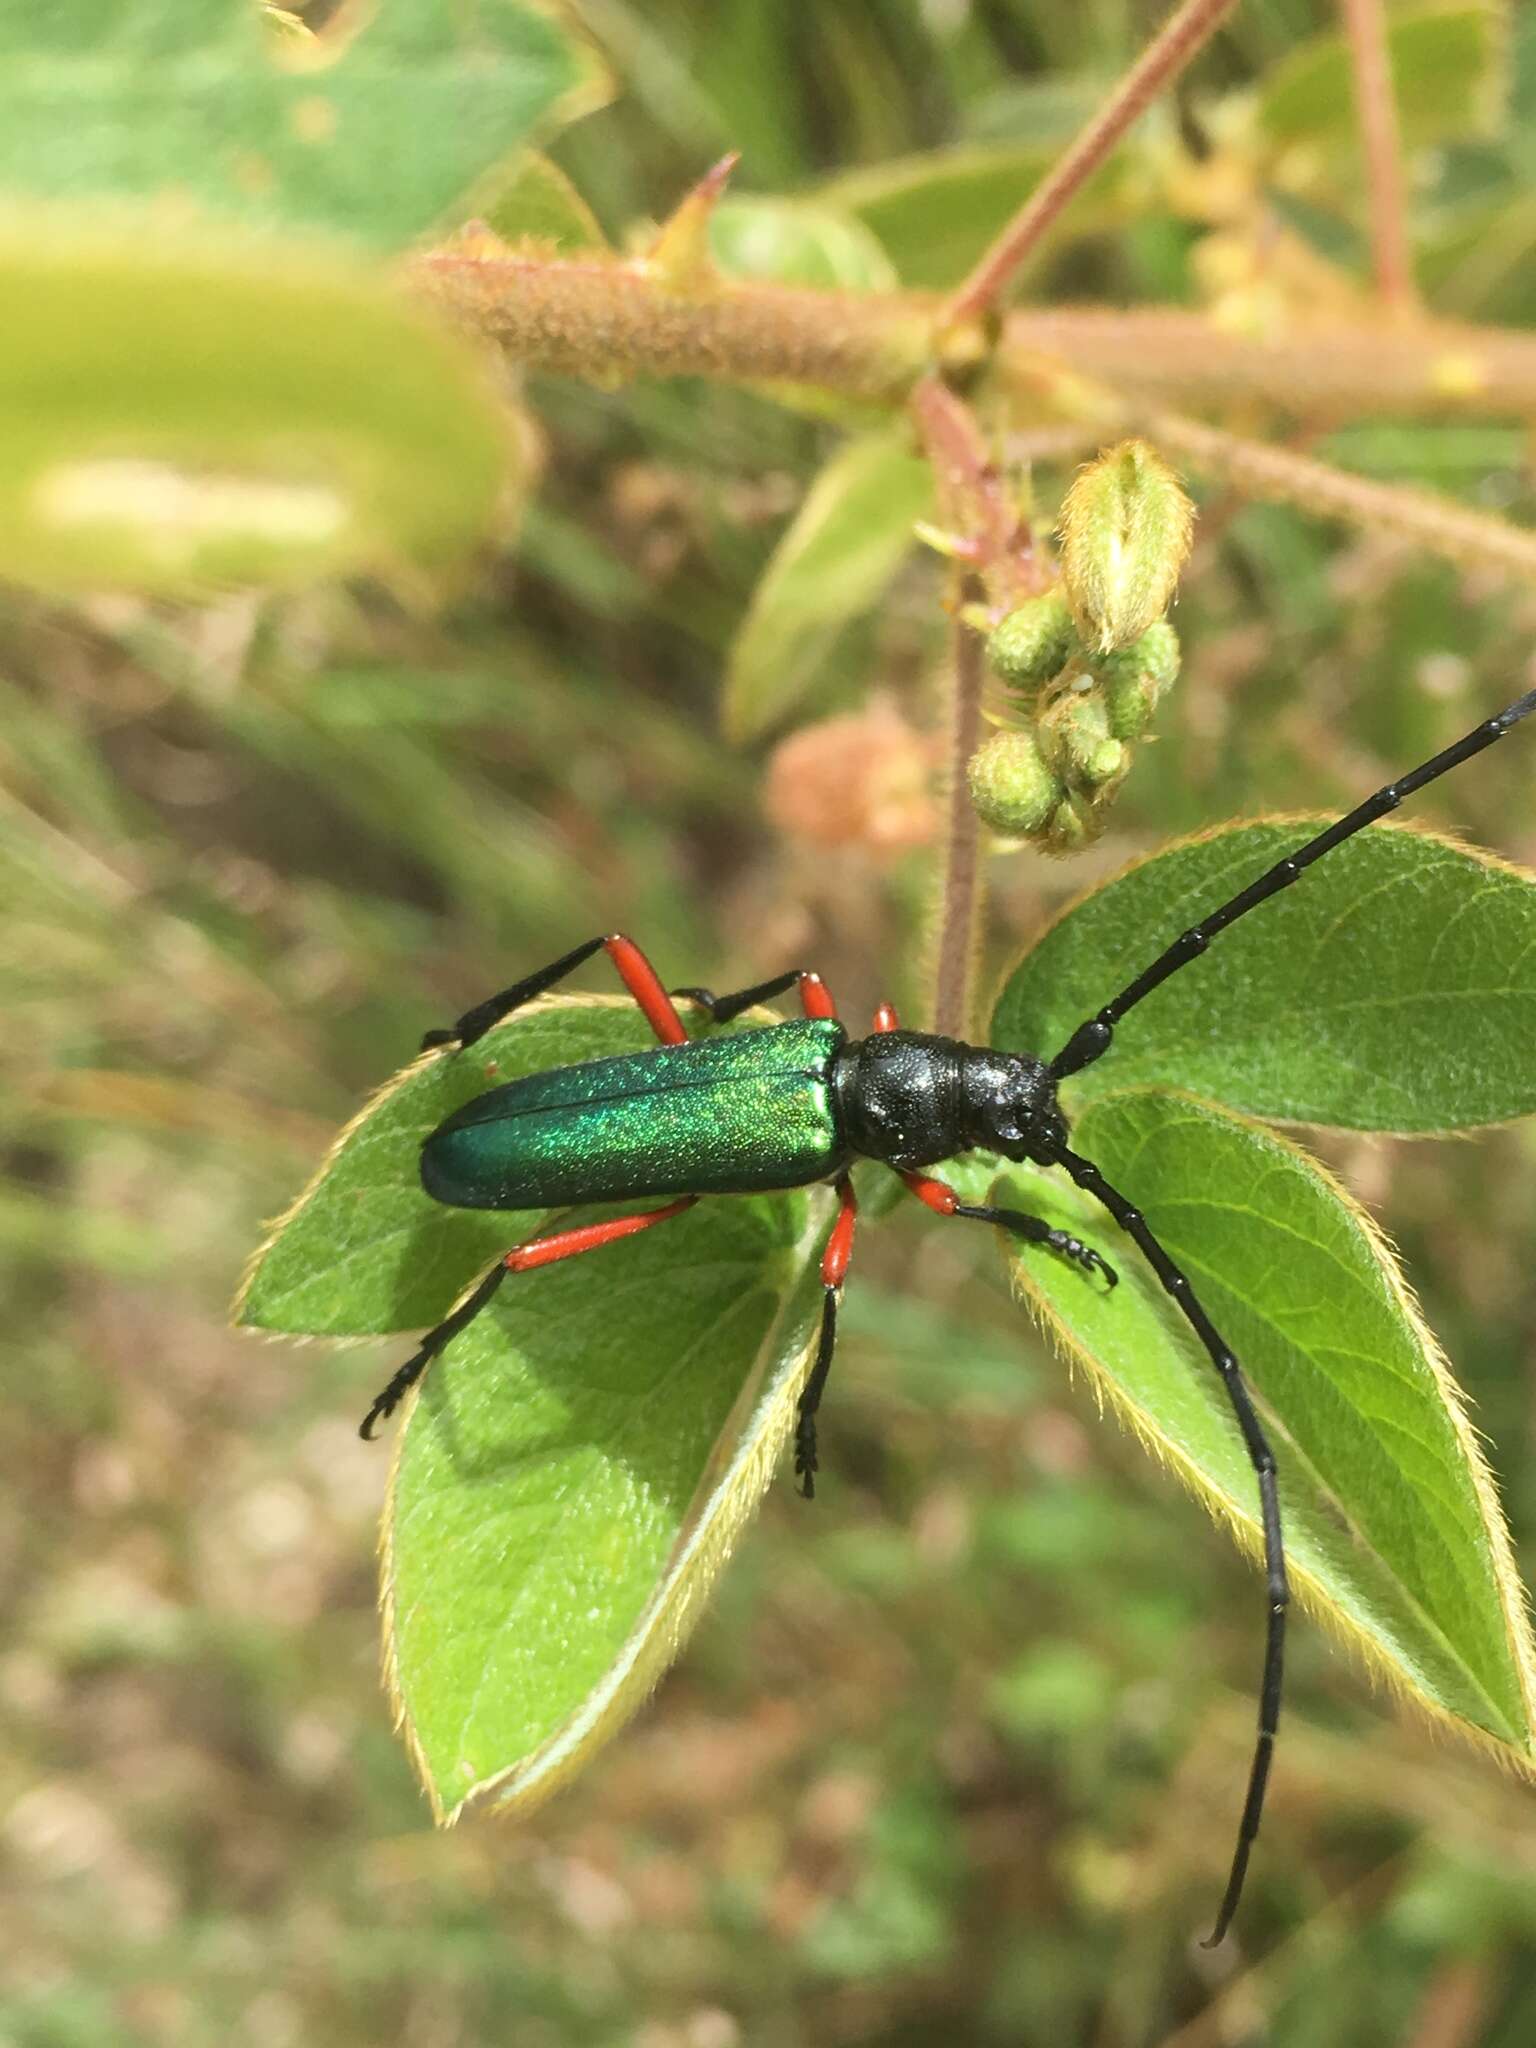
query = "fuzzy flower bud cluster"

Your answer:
(967, 443), (1191, 855)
